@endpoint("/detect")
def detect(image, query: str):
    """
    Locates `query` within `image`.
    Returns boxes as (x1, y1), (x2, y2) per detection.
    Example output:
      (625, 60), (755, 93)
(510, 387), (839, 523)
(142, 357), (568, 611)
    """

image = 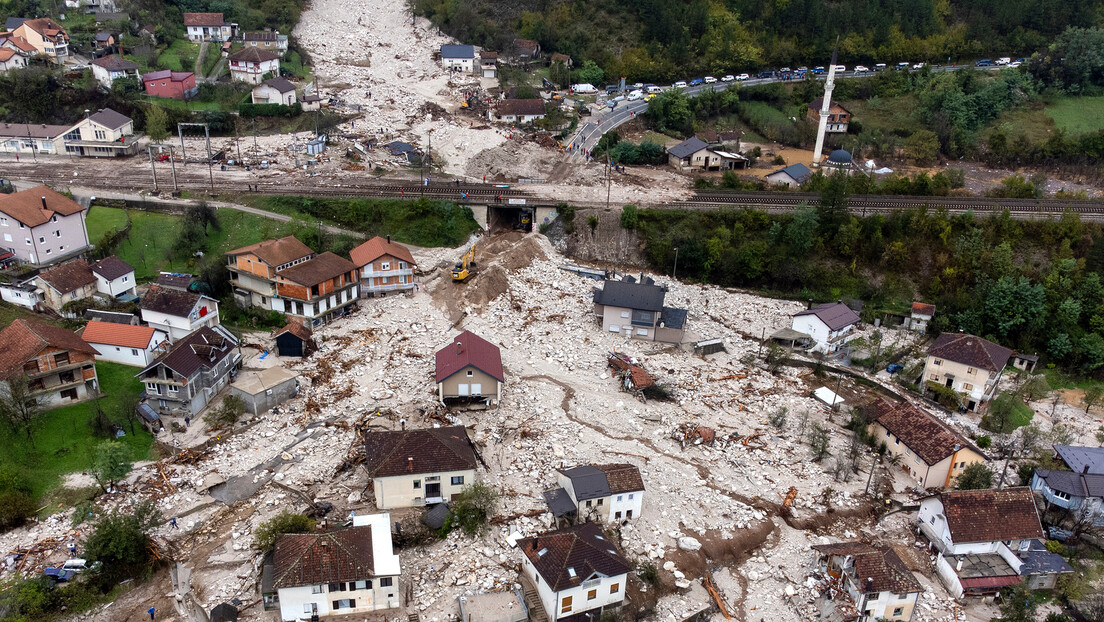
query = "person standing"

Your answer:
(147, 607), (155, 620)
